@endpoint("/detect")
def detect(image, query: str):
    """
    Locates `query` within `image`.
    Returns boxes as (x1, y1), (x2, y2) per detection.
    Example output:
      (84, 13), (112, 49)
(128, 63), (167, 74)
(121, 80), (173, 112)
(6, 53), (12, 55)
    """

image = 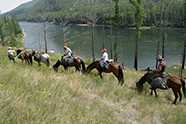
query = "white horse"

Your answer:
(32, 51), (50, 66)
